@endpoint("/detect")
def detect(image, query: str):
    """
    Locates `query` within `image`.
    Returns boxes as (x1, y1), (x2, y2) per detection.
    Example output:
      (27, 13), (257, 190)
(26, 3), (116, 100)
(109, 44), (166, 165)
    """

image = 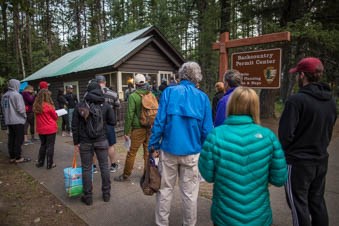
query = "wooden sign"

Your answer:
(231, 48), (281, 89)
(212, 31), (290, 81)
